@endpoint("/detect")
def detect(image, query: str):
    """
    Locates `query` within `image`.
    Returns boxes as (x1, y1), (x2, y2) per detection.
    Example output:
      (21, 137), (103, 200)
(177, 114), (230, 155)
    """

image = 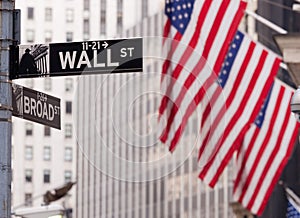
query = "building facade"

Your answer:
(75, 10), (236, 218)
(12, 0), (163, 216)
